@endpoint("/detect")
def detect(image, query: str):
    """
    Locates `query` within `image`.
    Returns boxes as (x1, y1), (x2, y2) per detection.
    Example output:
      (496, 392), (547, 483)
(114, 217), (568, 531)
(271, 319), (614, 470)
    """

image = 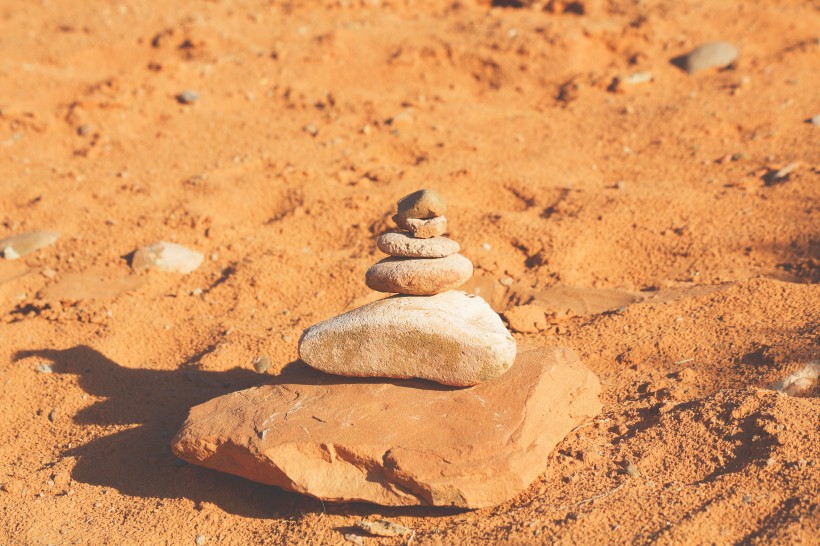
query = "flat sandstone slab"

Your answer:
(172, 346), (601, 508)
(299, 291), (513, 386)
